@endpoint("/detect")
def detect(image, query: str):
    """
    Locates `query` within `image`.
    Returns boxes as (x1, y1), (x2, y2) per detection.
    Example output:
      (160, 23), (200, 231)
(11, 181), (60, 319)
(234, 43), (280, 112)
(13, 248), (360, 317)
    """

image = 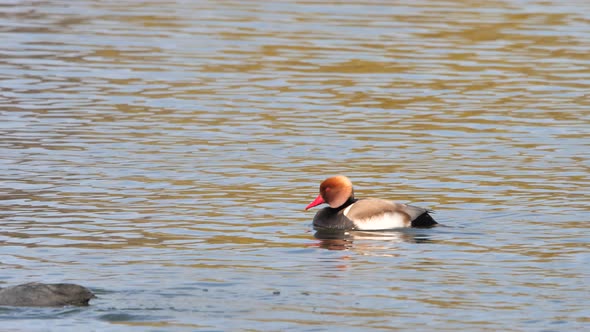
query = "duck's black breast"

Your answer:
(312, 207), (355, 230)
